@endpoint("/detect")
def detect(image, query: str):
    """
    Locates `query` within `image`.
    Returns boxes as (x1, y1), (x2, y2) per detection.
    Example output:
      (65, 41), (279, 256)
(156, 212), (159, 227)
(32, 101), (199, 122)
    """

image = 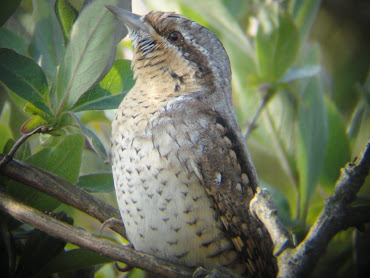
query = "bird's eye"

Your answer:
(168, 31), (182, 42)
